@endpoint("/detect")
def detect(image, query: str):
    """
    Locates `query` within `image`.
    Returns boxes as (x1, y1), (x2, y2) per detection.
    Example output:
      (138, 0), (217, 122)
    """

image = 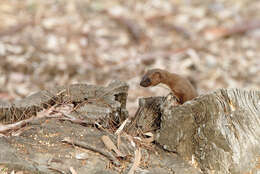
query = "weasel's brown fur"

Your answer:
(140, 69), (198, 104)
